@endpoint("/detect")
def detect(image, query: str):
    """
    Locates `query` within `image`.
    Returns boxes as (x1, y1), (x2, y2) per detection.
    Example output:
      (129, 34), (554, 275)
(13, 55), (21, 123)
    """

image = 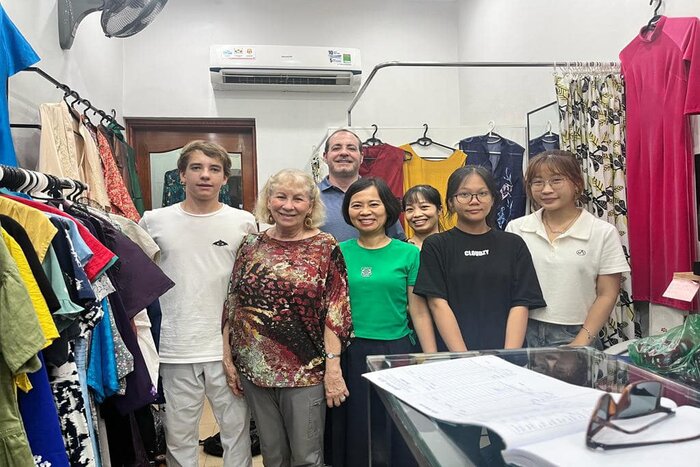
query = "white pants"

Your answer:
(160, 361), (251, 467)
